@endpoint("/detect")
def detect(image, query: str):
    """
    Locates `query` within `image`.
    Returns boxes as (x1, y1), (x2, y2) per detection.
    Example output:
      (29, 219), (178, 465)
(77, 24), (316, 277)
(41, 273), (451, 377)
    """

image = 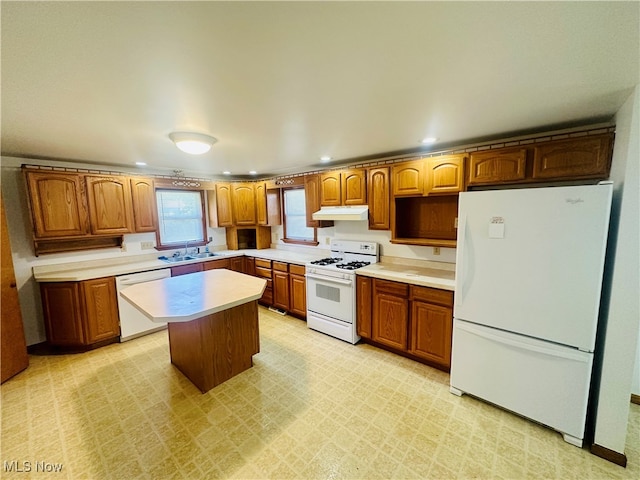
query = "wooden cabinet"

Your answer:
(320, 169), (367, 206)
(532, 134), (613, 180)
(372, 279), (409, 350)
(130, 177), (157, 232)
(1, 192), (28, 383)
(272, 262), (290, 311)
(204, 258), (230, 270)
(409, 286), (453, 368)
(254, 258), (273, 306)
(24, 171), (89, 238)
(304, 174), (334, 228)
(468, 148), (528, 185)
(85, 175), (133, 235)
(232, 183), (257, 226)
(356, 275), (373, 338)
(255, 182), (268, 225)
(358, 275), (454, 371)
(392, 160), (424, 196)
(171, 263), (203, 276)
(244, 257), (256, 276)
(40, 277), (120, 347)
(230, 256), (244, 272)
(425, 154), (466, 195)
(367, 167), (390, 230)
(215, 183), (234, 227)
(289, 264), (306, 318)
